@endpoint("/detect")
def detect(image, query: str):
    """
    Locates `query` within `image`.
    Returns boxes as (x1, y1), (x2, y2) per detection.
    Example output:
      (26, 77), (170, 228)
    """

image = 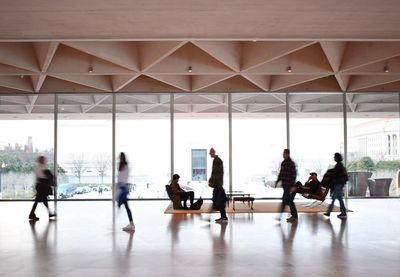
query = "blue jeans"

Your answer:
(327, 184), (347, 215)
